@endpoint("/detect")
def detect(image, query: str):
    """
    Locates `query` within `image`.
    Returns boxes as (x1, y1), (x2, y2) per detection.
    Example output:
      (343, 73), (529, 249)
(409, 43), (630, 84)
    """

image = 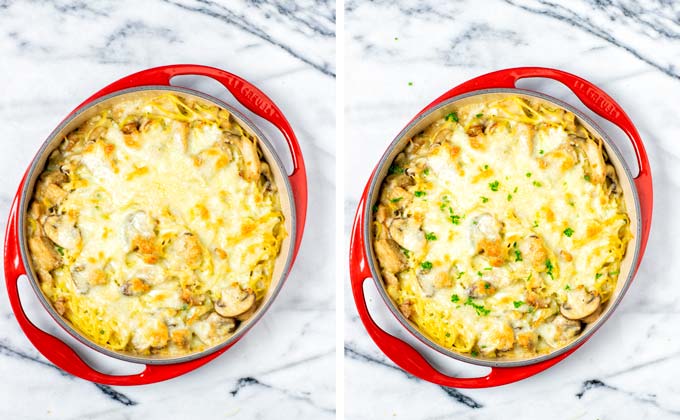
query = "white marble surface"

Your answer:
(0, 1), (335, 419)
(345, 0), (680, 418)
